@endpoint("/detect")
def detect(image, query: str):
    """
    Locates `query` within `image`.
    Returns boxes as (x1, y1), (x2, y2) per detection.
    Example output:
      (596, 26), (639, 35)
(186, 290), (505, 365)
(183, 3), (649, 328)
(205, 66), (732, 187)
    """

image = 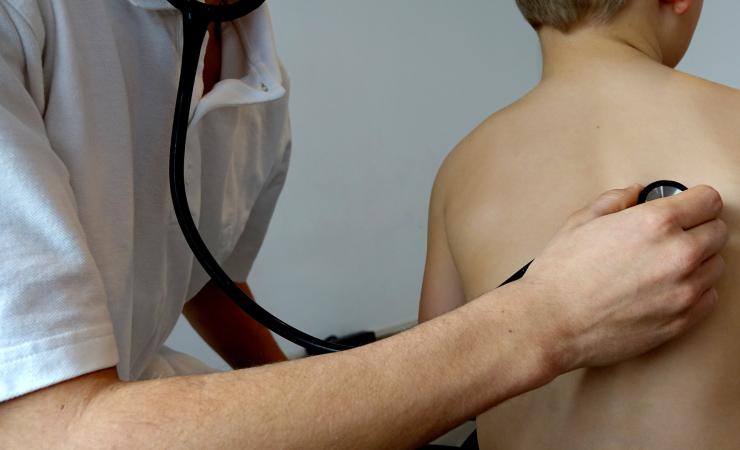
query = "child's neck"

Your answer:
(538, 26), (665, 83)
